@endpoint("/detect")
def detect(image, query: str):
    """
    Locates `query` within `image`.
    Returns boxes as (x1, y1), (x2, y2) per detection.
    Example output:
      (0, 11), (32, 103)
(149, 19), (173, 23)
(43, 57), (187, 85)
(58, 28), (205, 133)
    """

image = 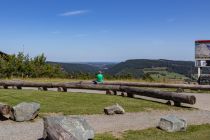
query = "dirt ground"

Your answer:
(1, 88), (210, 140)
(0, 109), (210, 140)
